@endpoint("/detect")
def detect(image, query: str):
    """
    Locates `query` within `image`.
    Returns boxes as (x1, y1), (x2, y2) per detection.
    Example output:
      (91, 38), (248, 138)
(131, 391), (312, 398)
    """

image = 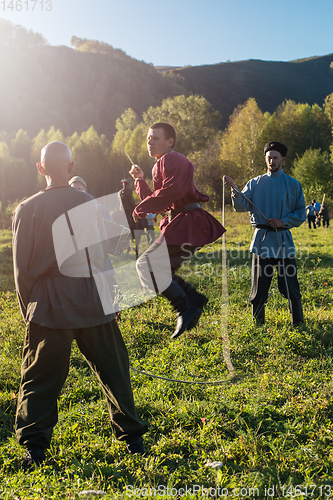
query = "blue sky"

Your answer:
(1, 0), (332, 66)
